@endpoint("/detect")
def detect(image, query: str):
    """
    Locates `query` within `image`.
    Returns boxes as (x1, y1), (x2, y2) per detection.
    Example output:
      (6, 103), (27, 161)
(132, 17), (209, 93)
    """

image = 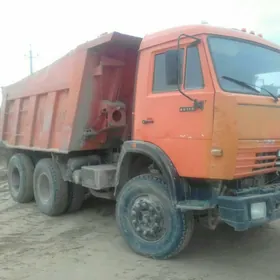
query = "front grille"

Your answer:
(235, 148), (277, 178)
(254, 152), (277, 171)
